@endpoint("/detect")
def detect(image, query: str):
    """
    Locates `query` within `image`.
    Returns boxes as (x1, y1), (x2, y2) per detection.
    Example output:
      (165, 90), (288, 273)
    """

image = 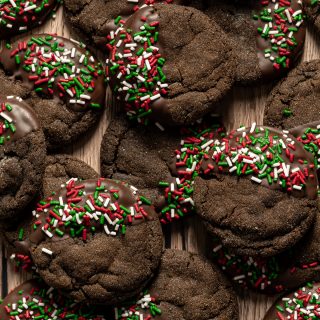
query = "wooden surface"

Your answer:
(1, 5), (320, 320)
